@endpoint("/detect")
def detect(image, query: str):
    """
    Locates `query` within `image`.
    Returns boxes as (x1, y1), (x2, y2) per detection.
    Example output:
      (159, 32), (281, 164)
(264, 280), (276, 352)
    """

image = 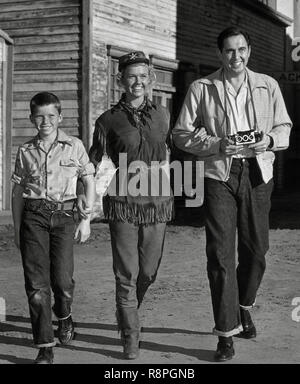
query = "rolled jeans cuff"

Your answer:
(55, 312), (72, 321)
(213, 324), (243, 337)
(240, 301), (256, 310)
(35, 341), (57, 348)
